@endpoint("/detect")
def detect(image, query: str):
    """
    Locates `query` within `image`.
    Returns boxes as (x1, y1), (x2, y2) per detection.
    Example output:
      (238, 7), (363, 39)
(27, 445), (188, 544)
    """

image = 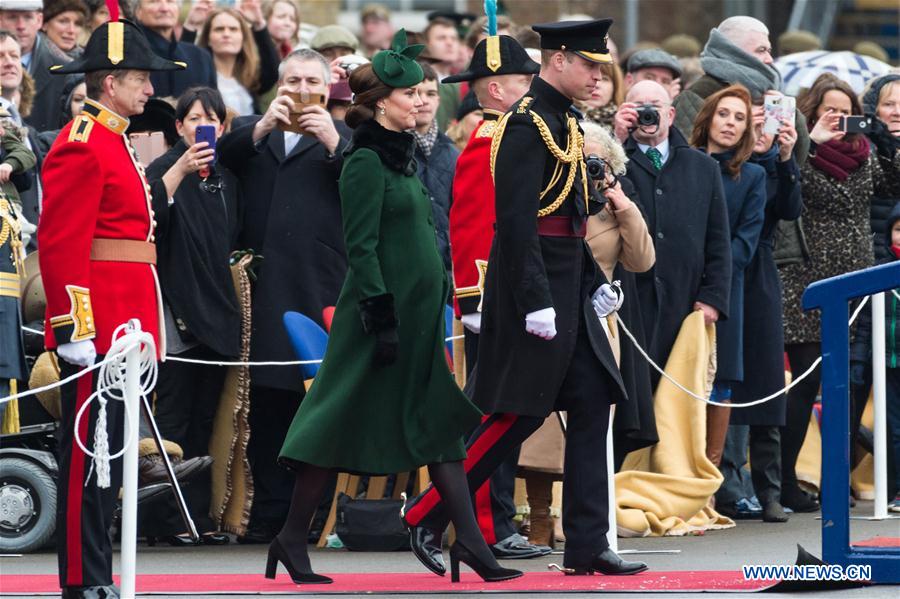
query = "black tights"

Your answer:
(781, 343), (821, 491)
(277, 460), (500, 573)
